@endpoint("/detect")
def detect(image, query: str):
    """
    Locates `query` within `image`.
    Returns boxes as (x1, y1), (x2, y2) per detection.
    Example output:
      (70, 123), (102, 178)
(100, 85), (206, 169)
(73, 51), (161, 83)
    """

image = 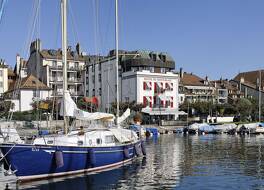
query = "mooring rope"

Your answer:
(0, 144), (16, 162)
